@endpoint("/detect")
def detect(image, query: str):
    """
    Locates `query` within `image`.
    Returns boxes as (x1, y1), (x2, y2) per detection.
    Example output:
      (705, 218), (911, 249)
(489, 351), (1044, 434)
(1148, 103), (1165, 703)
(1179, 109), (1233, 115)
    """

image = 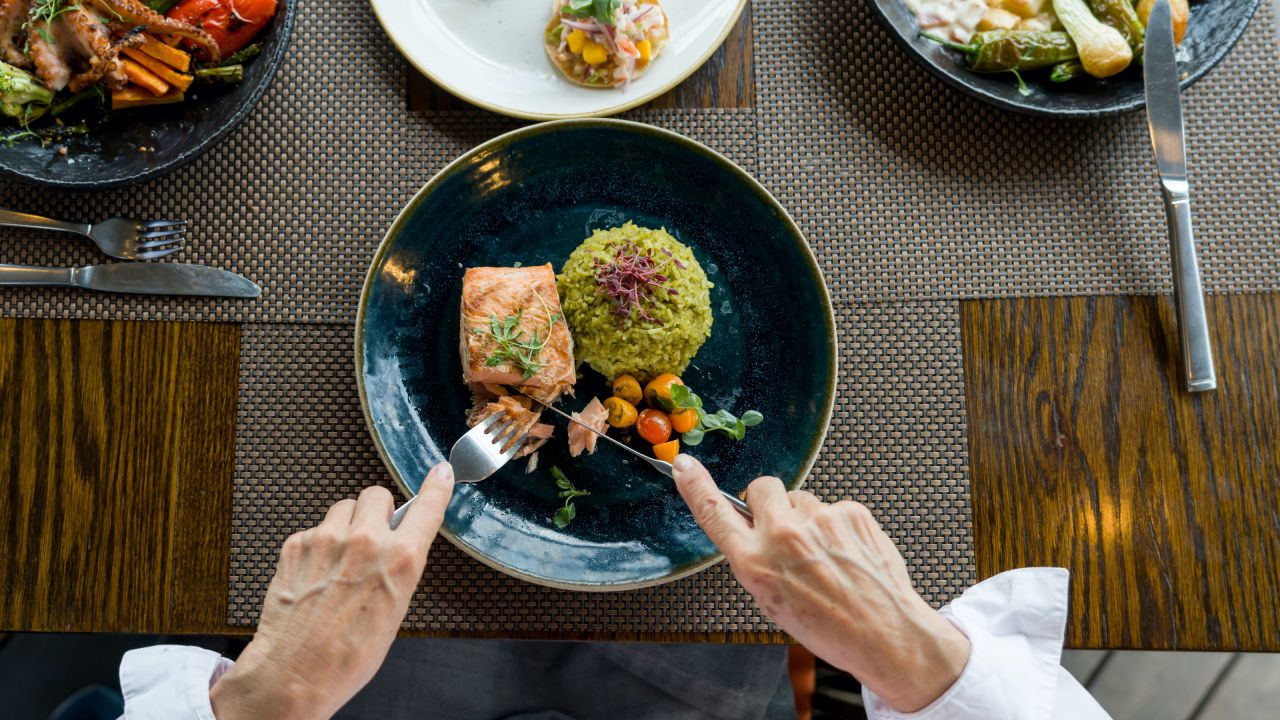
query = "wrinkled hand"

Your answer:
(672, 455), (969, 713)
(210, 464), (456, 720)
